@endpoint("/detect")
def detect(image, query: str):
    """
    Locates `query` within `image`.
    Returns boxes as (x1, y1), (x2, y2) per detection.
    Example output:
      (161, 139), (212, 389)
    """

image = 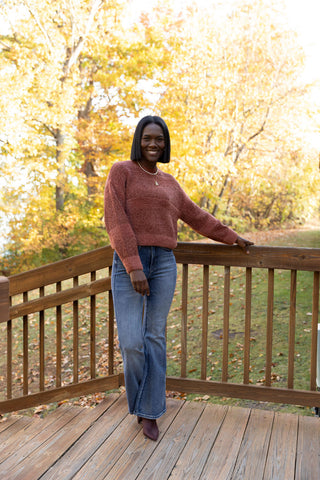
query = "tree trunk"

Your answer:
(81, 157), (98, 197)
(55, 129), (66, 211)
(212, 174), (230, 217)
